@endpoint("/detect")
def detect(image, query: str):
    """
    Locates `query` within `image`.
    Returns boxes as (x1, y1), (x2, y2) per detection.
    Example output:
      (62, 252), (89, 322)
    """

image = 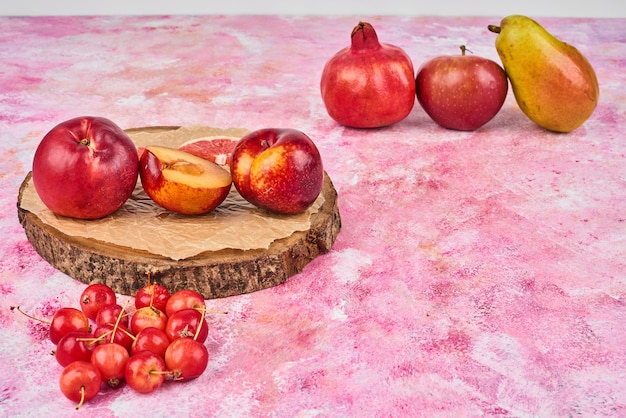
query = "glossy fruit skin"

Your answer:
(55, 330), (96, 367)
(416, 48), (508, 131)
(32, 116), (139, 219)
(488, 15), (599, 133)
(165, 289), (206, 317)
(130, 306), (168, 335)
(135, 283), (170, 313)
(50, 307), (90, 345)
(131, 327), (170, 358)
(80, 284), (117, 321)
(165, 308), (208, 343)
(95, 303), (129, 328)
(230, 128), (324, 214)
(164, 338), (209, 381)
(321, 21), (415, 128)
(59, 361), (102, 406)
(125, 350), (167, 393)
(91, 343), (130, 387)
